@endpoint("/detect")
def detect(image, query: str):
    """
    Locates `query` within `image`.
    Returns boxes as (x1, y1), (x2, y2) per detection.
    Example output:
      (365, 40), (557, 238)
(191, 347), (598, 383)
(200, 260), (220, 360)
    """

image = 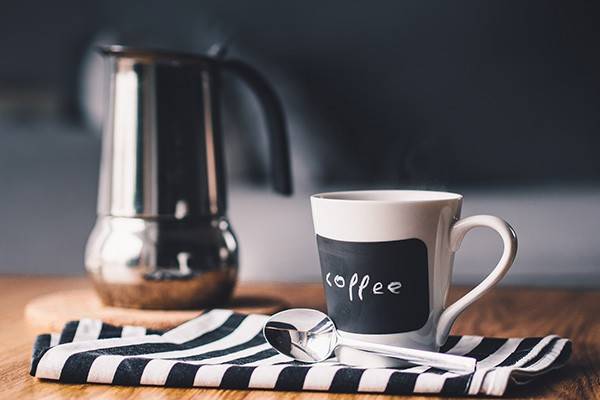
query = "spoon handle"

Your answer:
(341, 338), (476, 374)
